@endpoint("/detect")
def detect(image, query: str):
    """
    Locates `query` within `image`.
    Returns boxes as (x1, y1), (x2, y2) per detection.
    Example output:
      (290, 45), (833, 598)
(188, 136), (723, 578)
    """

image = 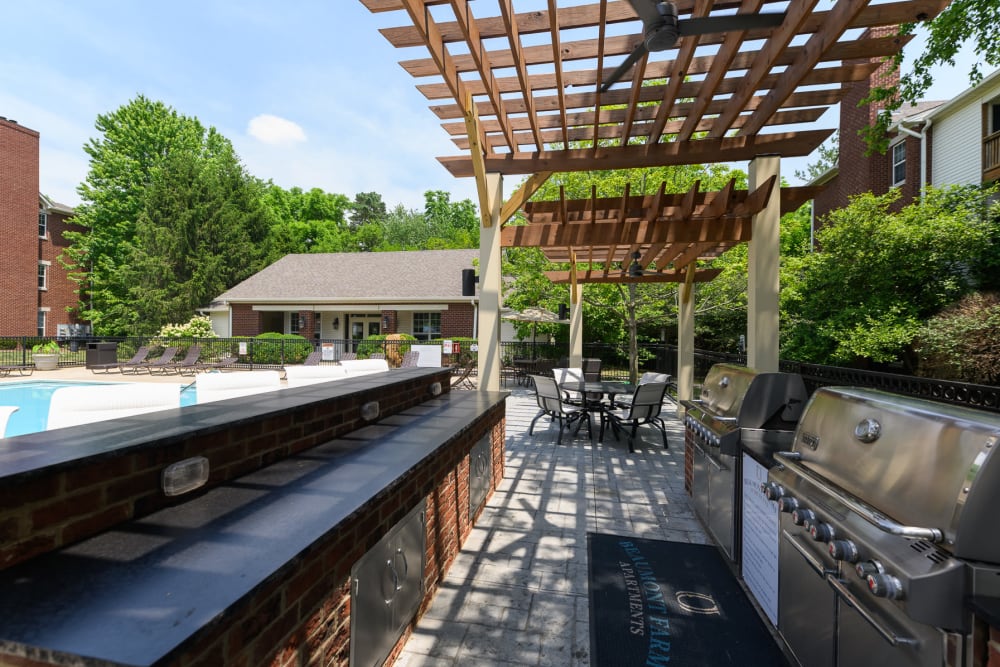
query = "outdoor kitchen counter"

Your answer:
(0, 388), (507, 667)
(969, 596), (1000, 627)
